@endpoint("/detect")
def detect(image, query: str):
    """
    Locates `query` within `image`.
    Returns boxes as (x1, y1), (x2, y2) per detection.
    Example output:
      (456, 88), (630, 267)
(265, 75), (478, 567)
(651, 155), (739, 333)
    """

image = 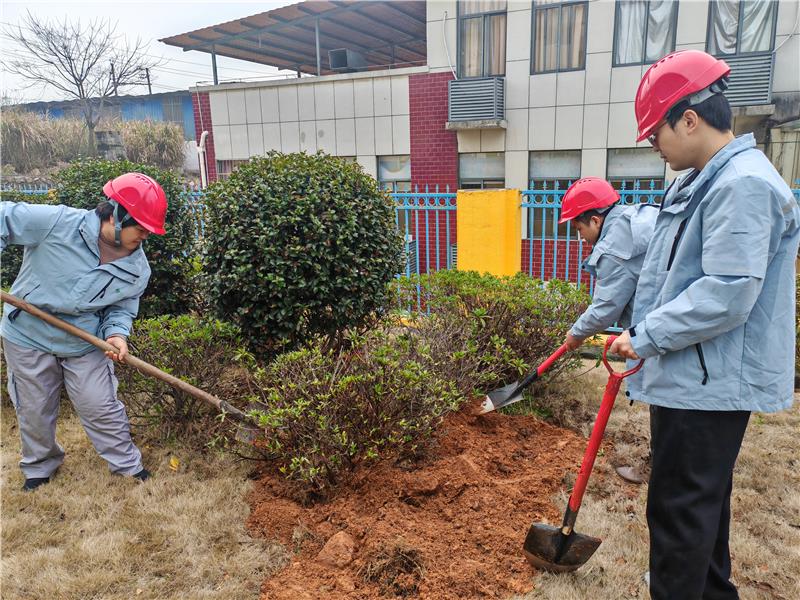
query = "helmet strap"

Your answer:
(684, 76), (729, 108)
(595, 203), (614, 238)
(109, 200), (133, 247)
